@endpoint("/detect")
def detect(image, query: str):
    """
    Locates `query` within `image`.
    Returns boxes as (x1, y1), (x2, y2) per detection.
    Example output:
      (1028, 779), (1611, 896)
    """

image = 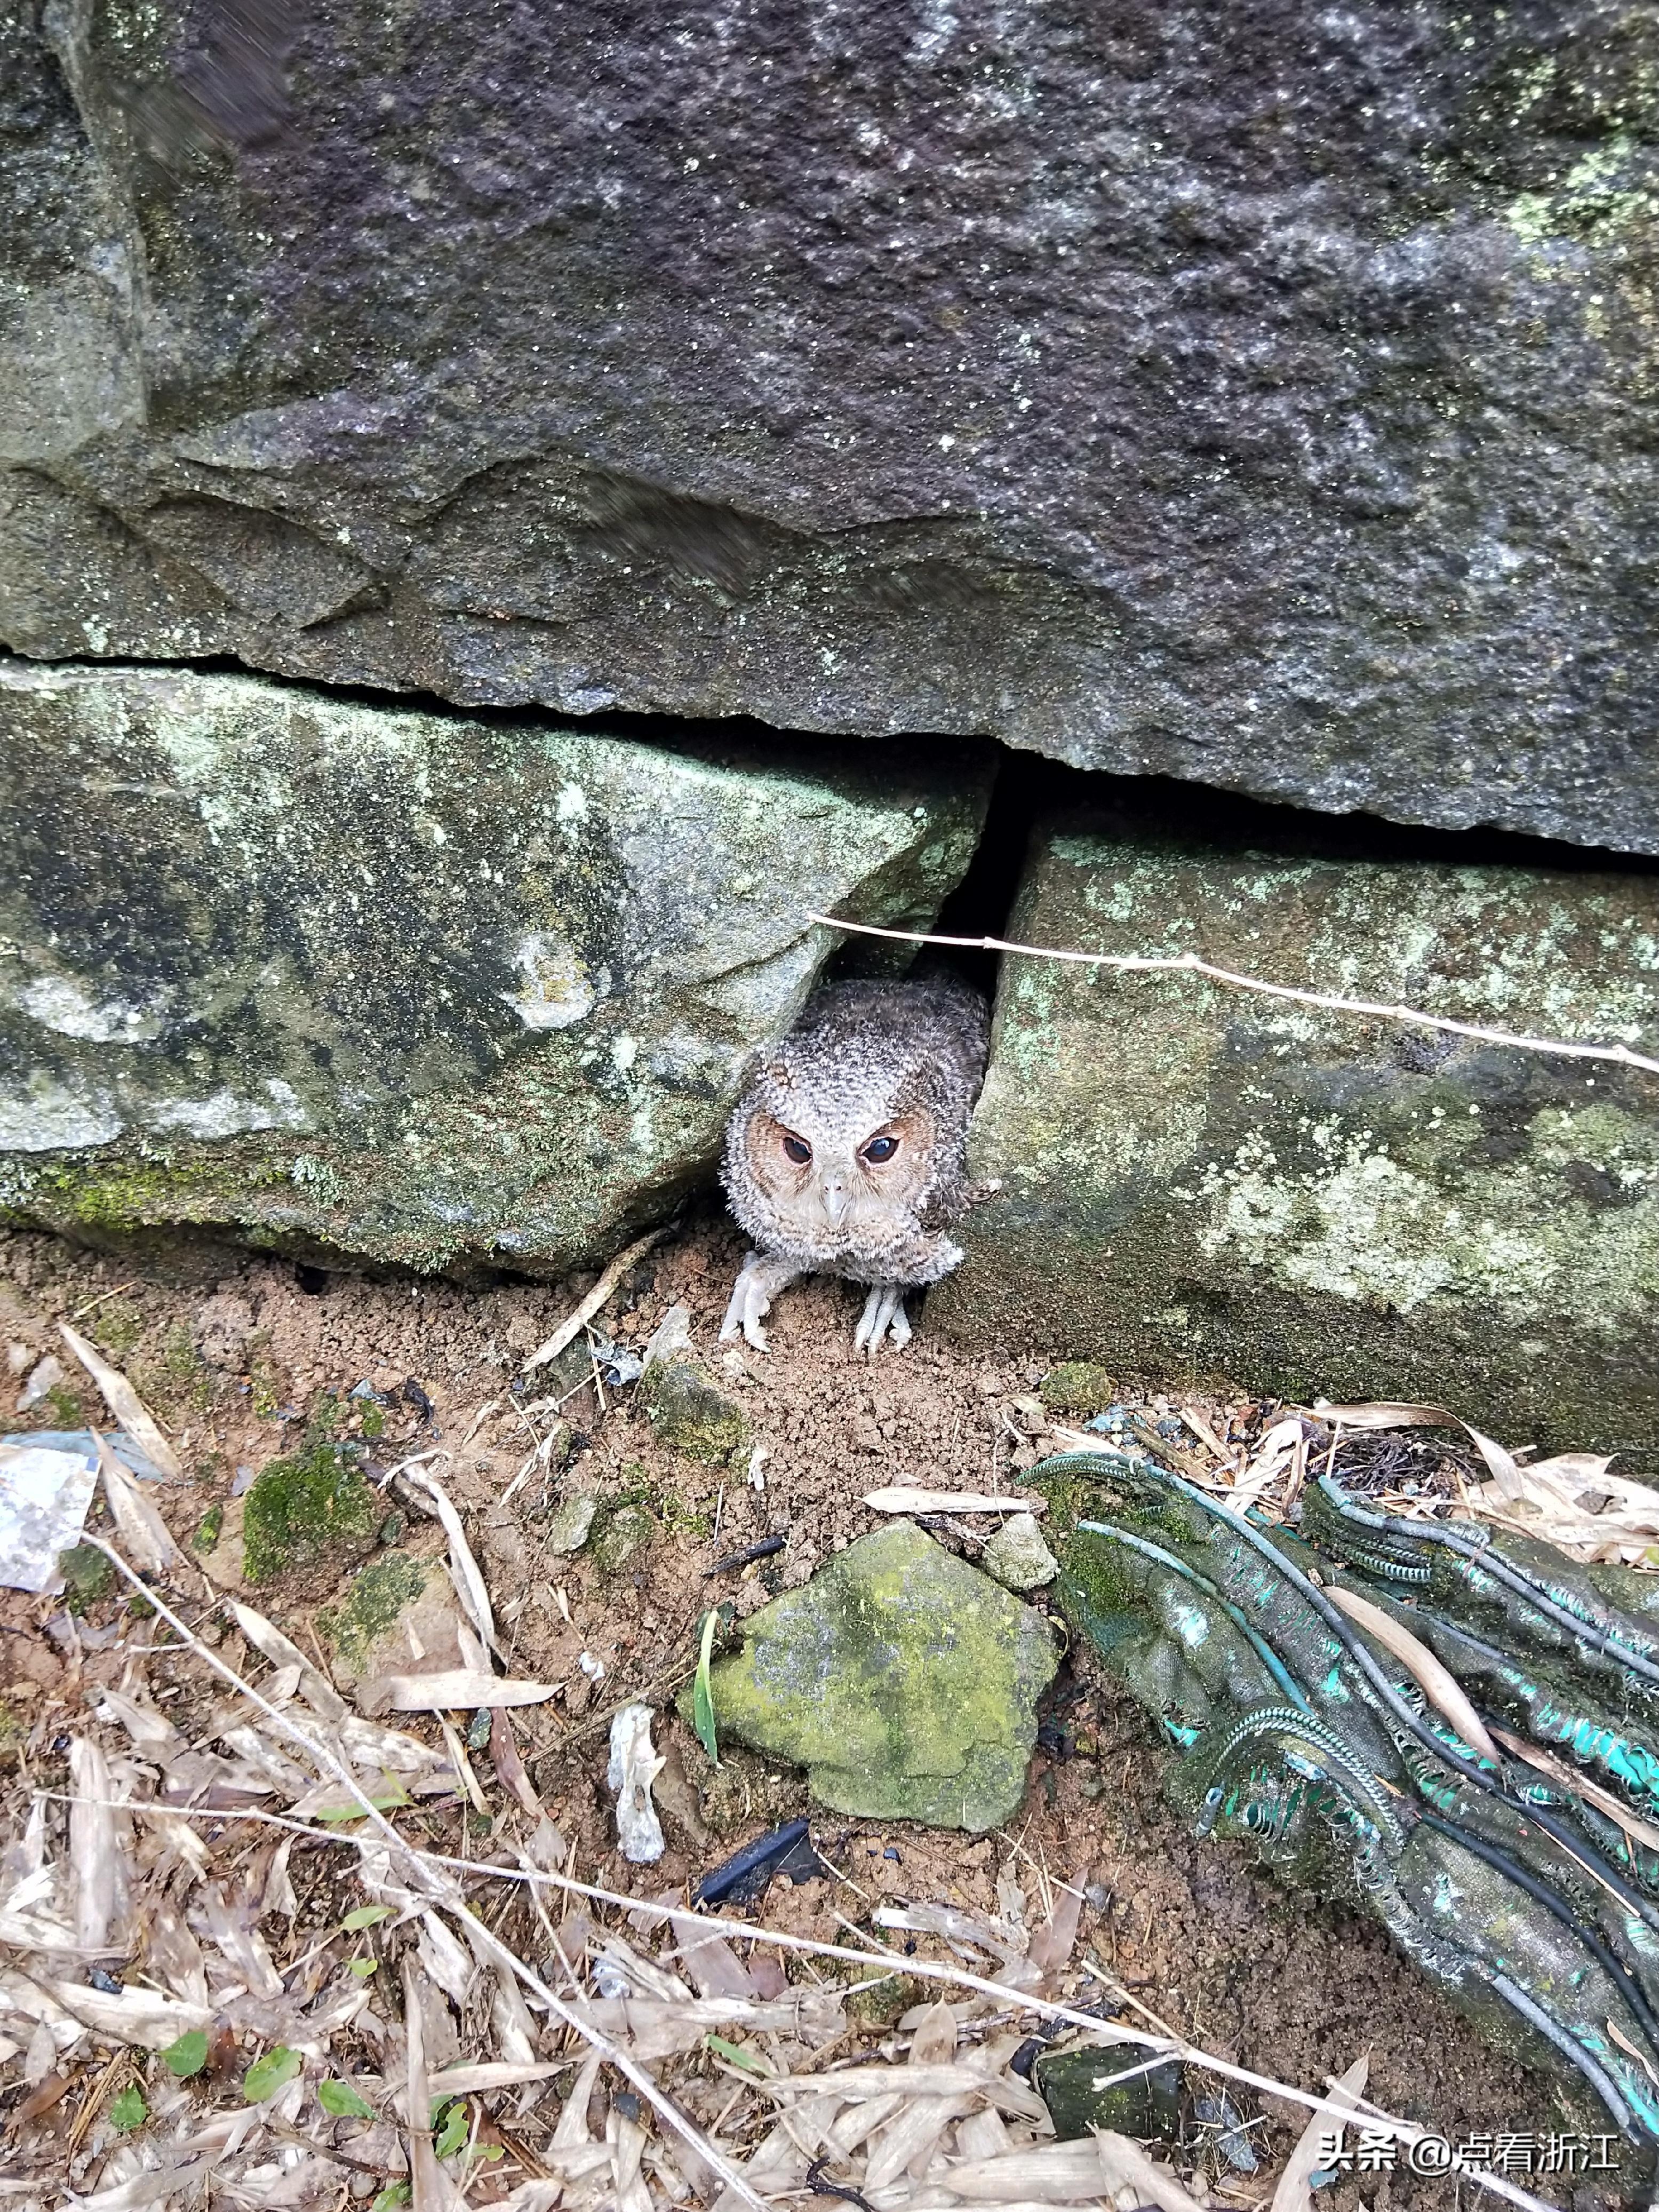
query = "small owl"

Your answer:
(719, 972), (991, 1354)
